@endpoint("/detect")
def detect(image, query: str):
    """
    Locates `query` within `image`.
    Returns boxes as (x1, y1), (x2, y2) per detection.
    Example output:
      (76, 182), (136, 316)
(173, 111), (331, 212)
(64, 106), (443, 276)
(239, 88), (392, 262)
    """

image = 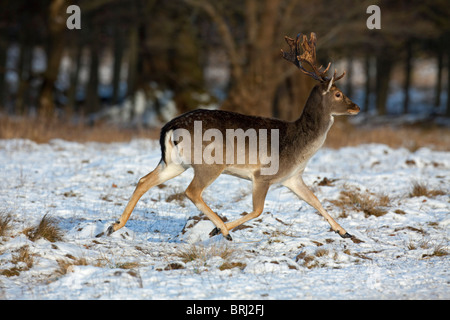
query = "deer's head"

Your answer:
(282, 33), (360, 116)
